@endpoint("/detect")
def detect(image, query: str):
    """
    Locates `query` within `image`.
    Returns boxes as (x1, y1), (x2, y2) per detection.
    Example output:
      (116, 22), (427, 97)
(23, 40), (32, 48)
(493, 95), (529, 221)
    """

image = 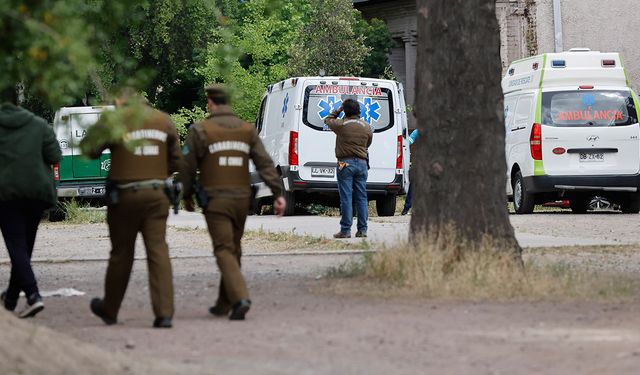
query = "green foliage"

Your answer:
(1, 1), (105, 106)
(197, 0), (309, 121)
(355, 18), (396, 78)
(170, 106), (208, 140)
(80, 98), (153, 156)
(288, 0), (371, 77)
(62, 200), (106, 224)
(99, 0), (217, 113)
